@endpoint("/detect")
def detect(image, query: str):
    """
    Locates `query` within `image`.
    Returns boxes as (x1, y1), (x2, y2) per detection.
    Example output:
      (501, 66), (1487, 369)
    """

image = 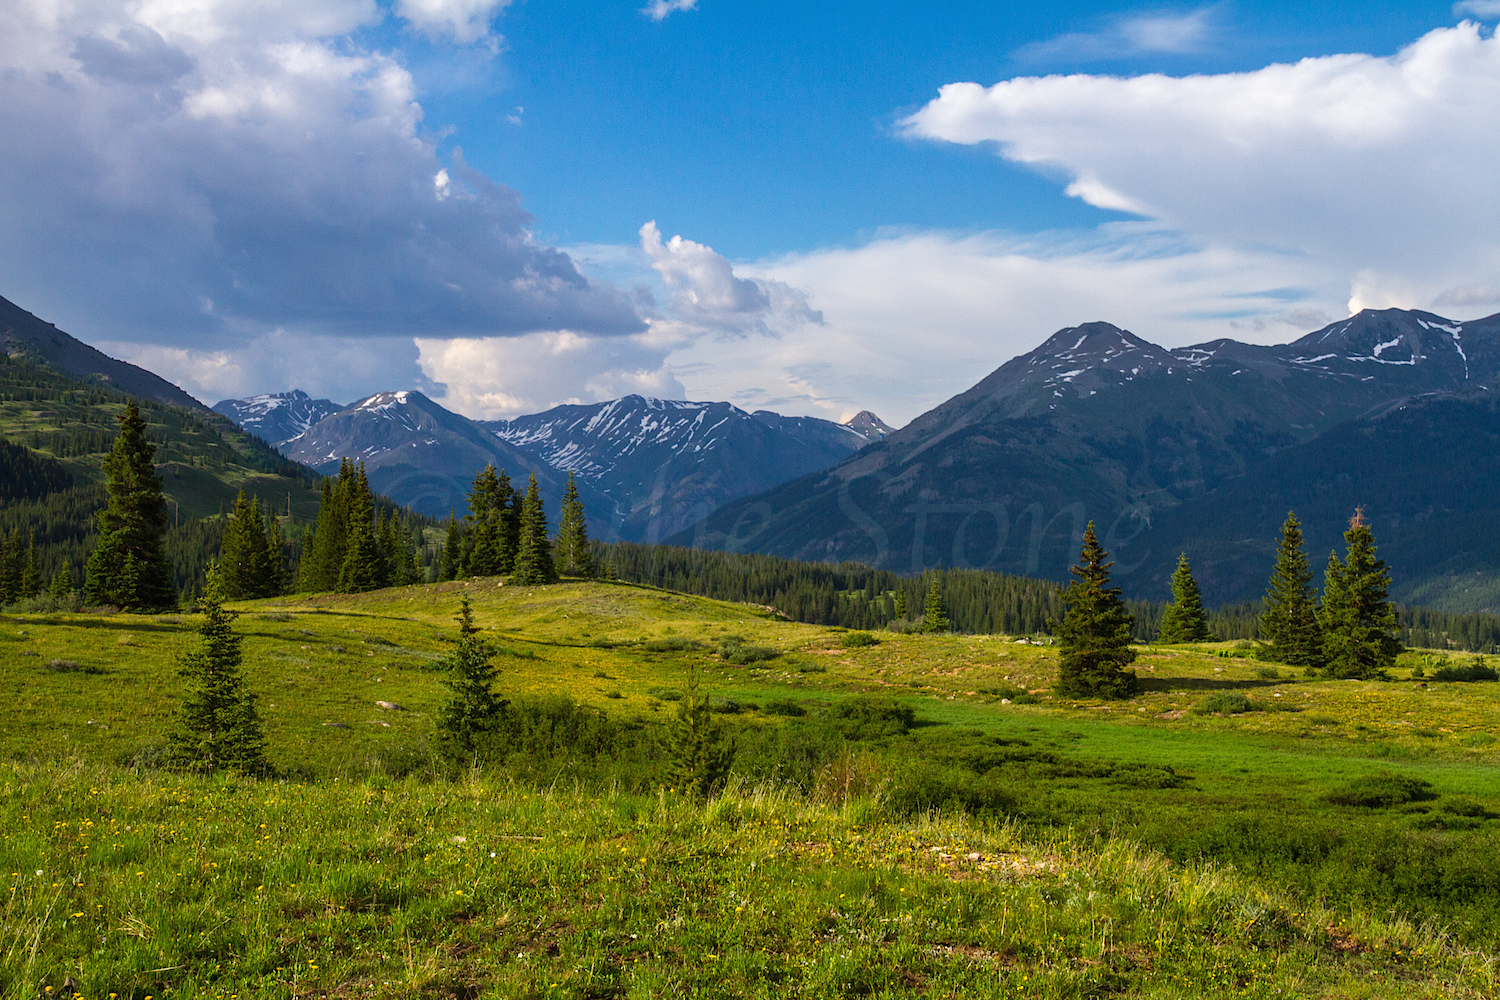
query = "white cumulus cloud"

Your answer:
(640, 222), (822, 337)
(901, 22), (1500, 315)
(396, 0), (511, 44)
